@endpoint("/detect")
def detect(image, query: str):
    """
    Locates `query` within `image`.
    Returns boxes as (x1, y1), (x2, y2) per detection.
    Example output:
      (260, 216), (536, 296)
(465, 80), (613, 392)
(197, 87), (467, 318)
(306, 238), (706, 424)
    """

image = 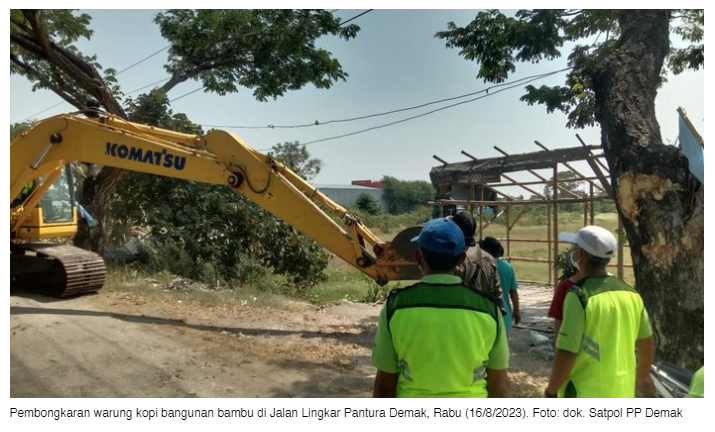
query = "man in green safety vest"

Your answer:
(545, 226), (656, 398)
(371, 217), (511, 397)
(689, 366), (704, 398)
